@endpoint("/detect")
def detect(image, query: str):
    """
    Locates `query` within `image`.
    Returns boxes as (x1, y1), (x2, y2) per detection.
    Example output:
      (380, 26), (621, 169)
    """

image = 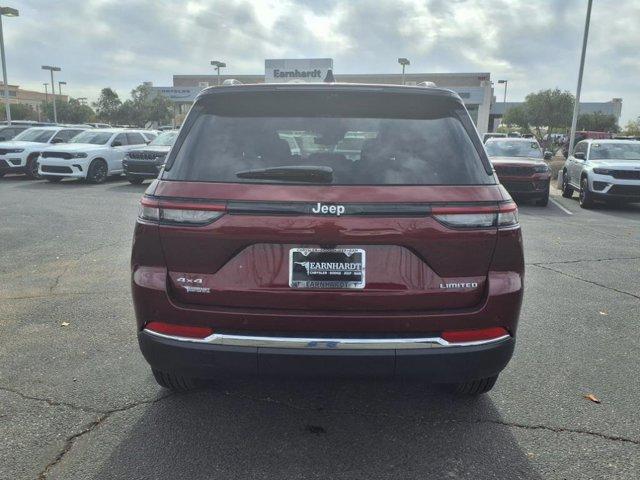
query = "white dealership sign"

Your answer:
(150, 87), (203, 103)
(265, 58), (333, 83)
